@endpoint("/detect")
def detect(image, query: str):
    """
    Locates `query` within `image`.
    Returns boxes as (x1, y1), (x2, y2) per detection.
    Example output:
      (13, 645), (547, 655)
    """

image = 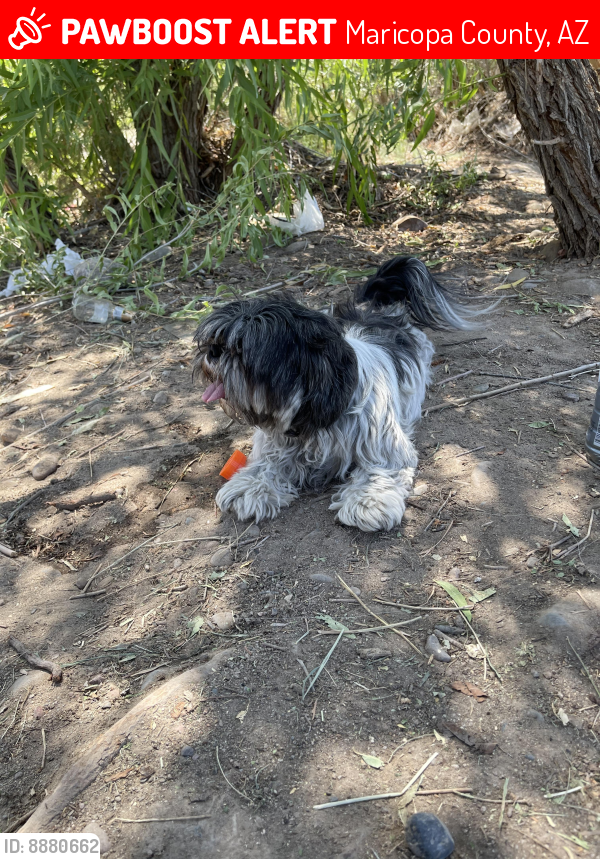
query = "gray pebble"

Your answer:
(358, 647), (391, 660)
(31, 456), (59, 481)
(210, 548), (233, 568)
(1, 426), (21, 445)
(472, 383), (490, 393)
(561, 390), (579, 402)
(526, 556), (538, 569)
(526, 709), (545, 723)
(310, 573), (335, 584)
(181, 745), (195, 757)
(82, 823), (111, 855)
(470, 461), (492, 488)
(531, 670), (540, 679)
(425, 634), (451, 663)
(405, 812), (454, 859)
(153, 390), (169, 406)
(246, 524), (261, 538)
(524, 752), (536, 761)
